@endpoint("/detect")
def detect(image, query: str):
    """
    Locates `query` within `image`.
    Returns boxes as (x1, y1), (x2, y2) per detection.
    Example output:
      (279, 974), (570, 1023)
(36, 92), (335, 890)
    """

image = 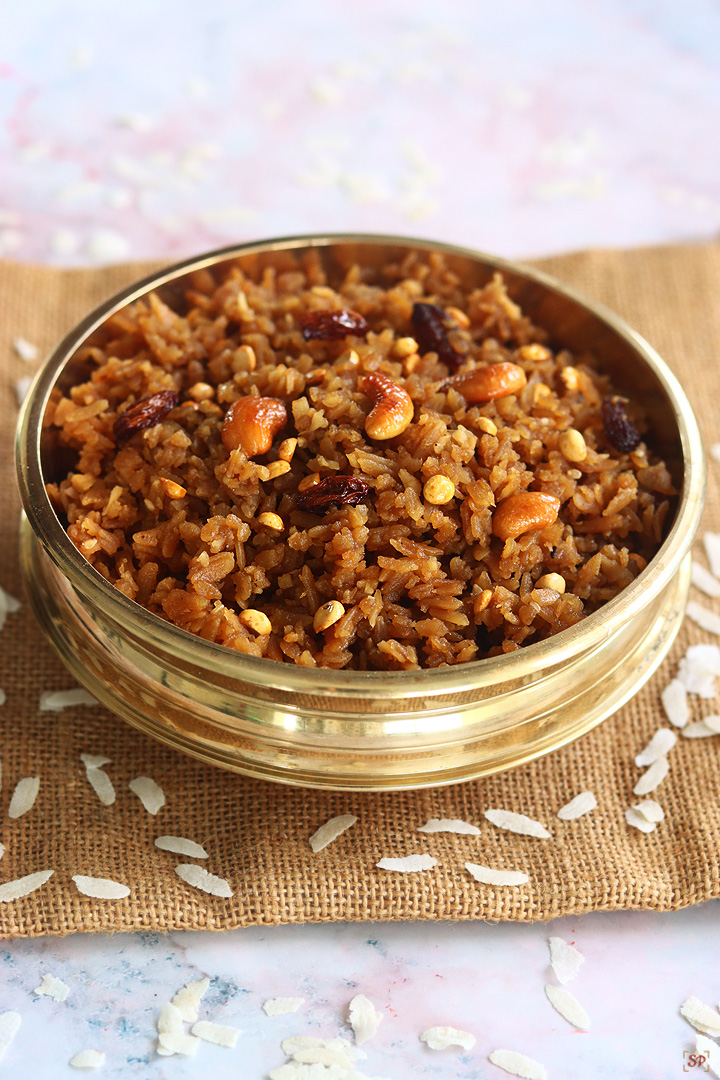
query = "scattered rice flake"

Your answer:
(69, 1050), (105, 1069)
(465, 862), (529, 886)
(0, 1012), (21, 1062)
(0, 869), (54, 902)
(309, 813), (357, 852)
(692, 563), (720, 598)
(376, 854), (437, 873)
(291, 1046), (353, 1067)
(556, 791), (597, 820)
(548, 937), (584, 984)
(633, 757), (669, 795)
(485, 808), (550, 838)
(0, 844), (5, 861)
(704, 715), (720, 733)
(710, 445), (720, 464)
(635, 728), (676, 766)
(263, 997), (304, 1016)
(420, 1026), (475, 1051)
(158, 1001), (183, 1036)
(129, 776), (165, 815)
(544, 984), (590, 1030)
(171, 978), (210, 1022)
(80, 754), (110, 770)
(71, 874), (130, 900)
(191, 1020), (240, 1048)
(8, 777), (40, 818)
(488, 1049), (548, 1079)
(174, 864), (233, 897)
(39, 688), (98, 711)
(696, 1034), (720, 1079)
(34, 973), (70, 1001)
(625, 808), (656, 834)
(13, 336), (38, 362)
(633, 800), (665, 823)
(82, 762), (115, 807)
(687, 601), (720, 636)
(682, 720), (720, 739)
(281, 1036), (363, 1063)
(84, 229), (130, 263)
(704, 534), (720, 579)
(417, 817), (480, 835)
(155, 835), (208, 858)
(0, 585), (21, 629)
(678, 644), (720, 697)
(681, 996), (720, 1037)
(661, 679), (690, 727)
(349, 994), (382, 1044)
(157, 1031), (200, 1057)
(14, 376), (32, 406)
